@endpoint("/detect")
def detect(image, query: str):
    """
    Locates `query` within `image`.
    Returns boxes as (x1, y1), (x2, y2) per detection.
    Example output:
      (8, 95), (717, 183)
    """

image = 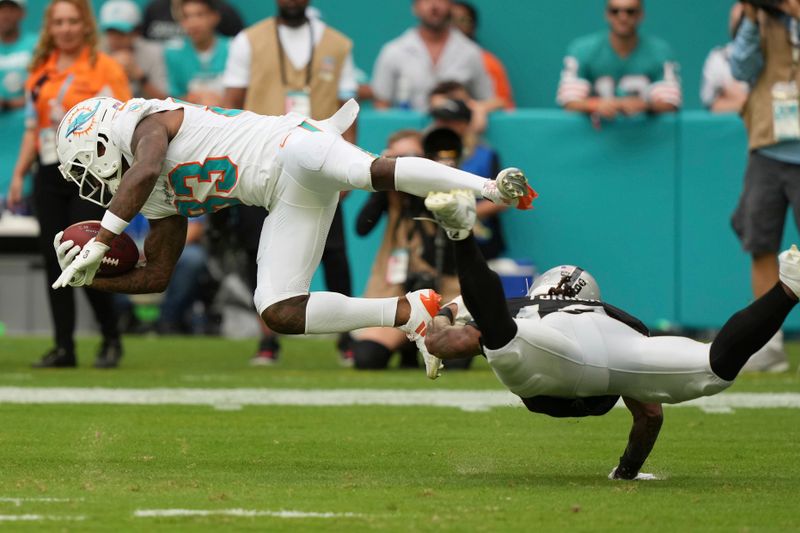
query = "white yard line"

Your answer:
(0, 514), (85, 521)
(0, 497), (82, 507)
(134, 508), (361, 519)
(0, 387), (797, 412)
